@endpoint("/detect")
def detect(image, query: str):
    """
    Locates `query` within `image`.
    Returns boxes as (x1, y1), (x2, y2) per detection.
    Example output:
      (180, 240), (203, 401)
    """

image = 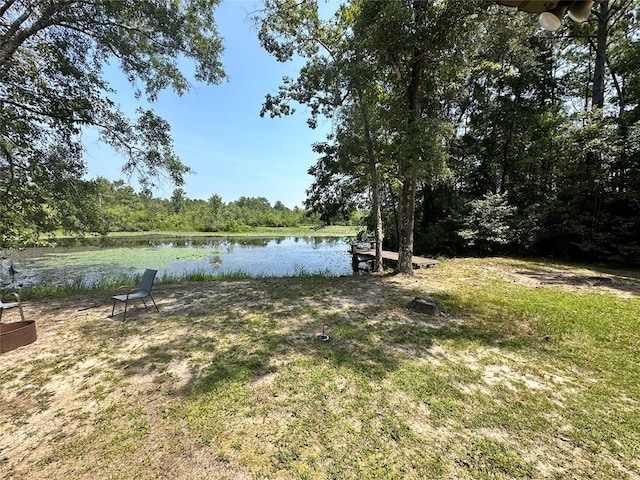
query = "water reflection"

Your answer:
(1, 235), (355, 289)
